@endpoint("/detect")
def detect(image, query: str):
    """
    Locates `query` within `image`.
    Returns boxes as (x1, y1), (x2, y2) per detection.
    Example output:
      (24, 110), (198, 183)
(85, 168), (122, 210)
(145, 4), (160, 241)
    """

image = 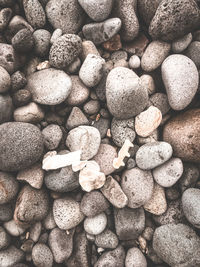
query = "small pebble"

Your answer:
(125, 247), (147, 267)
(129, 55), (141, 69)
(3, 219), (27, 237)
(12, 89), (31, 107)
(0, 172), (18, 204)
(42, 124), (63, 150)
(179, 162), (199, 192)
(95, 229), (119, 249)
(0, 246), (24, 267)
(0, 94), (13, 124)
(12, 28), (34, 53)
(32, 243), (53, 267)
(83, 100), (100, 115)
(0, 66), (11, 93)
(0, 226), (10, 250)
(11, 71), (26, 91)
(33, 29), (51, 57)
(149, 93), (170, 115)
(84, 212), (107, 235)
(172, 32), (192, 53)
(185, 41), (200, 68)
(66, 107), (89, 130)
(14, 102), (44, 123)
